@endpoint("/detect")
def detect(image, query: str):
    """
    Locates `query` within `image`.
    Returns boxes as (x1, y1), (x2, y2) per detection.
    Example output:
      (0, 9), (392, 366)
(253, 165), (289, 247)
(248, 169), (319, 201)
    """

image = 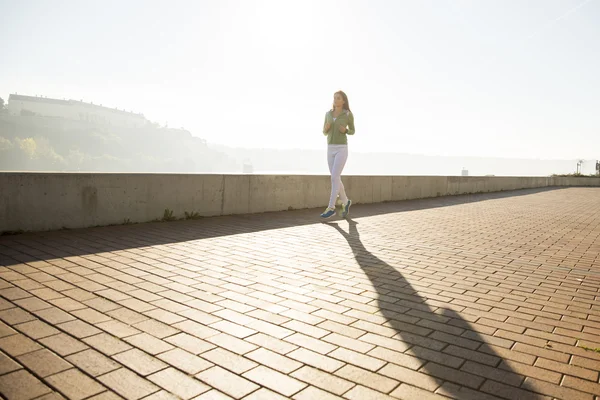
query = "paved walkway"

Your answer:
(1, 187), (600, 400)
